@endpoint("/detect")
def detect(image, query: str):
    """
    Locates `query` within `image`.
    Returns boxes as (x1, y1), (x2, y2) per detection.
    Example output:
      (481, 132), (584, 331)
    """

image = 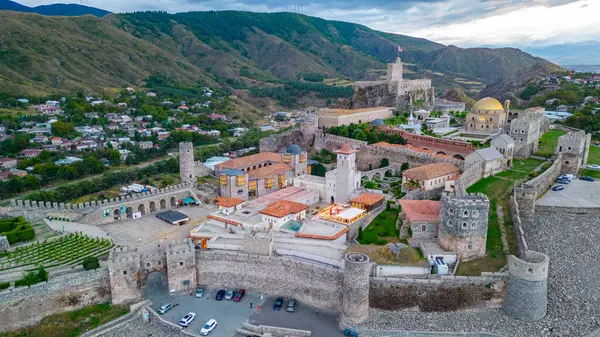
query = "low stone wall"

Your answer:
(195, 251), (344, 312)
(261, 325), (312, 337)
(454, 161), (483, 195)
(0, 269), (111, 332)
(520, 154), (563, 196)
(369, 273), (507, 311)
(510, 196), (528, 258)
